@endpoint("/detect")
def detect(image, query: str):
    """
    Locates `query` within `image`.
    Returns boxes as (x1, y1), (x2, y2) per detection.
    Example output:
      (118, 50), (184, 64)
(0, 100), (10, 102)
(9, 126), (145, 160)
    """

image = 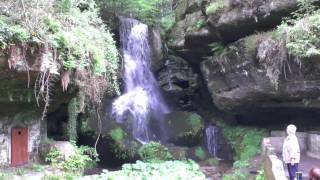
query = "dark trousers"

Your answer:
(287, 163), (299, 180)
